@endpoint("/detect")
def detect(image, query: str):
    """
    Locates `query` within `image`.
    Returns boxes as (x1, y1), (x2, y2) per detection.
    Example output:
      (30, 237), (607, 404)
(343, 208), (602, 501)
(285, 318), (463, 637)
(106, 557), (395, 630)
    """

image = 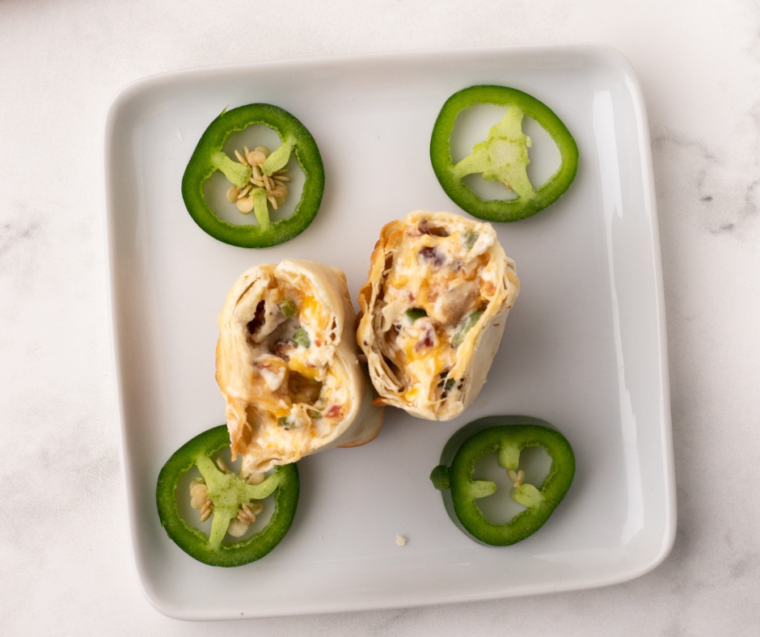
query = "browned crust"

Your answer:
(355, 281), (372, 327)
(356, 219), (402, 346)
(215, 338), (245, 457)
